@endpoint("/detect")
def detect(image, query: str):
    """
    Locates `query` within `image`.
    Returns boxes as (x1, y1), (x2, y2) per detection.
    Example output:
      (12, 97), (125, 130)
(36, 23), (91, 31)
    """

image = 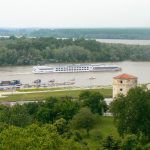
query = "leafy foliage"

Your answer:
(0, 124), (85, 150)
(79, 91), (107, 115)
(1, 89), (150, 149)
(111, 87), (150, 139)
(120, 134), (142, 150)
(54, 118), (68, 135)
(102, 135), (121, 150)
(0, 105), (31, 127)
(71, 107), (96, 136)
(1, 37), (150, 65)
